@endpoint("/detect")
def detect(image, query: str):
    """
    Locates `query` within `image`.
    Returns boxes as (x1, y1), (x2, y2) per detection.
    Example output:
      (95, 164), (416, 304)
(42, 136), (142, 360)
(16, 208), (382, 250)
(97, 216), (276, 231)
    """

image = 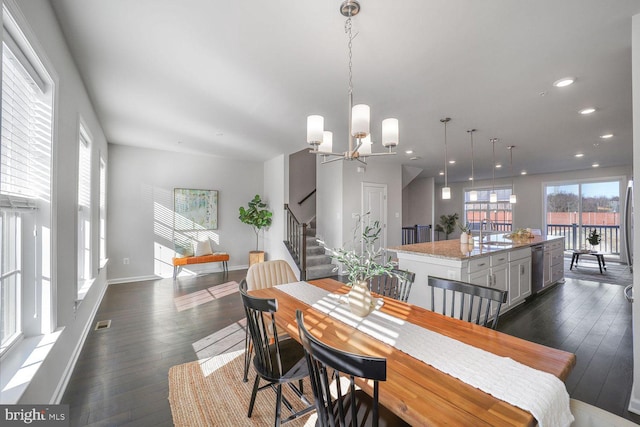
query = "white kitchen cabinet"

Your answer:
(508, 247), (532, 306)
(467, 254), (508, 317)
(543, 239), (565, 288)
